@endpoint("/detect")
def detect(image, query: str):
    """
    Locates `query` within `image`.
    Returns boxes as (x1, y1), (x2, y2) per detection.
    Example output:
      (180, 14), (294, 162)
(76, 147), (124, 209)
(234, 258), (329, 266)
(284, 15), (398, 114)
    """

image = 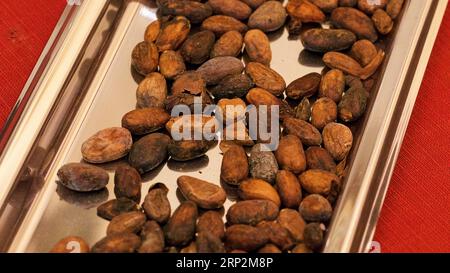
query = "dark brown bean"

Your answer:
(92, 233), (141, 253)
(114, 165), (141, 203)
(299, 194), (333, 222)
(330, 7), (378, 42)
(210, 31), (243, 58)
(225, 224), (269, 251)
(132, 41), (159, 76)
(106, 211), (146, 236)
(303, 223), (325, 251)
(128, 133), (170, 173)
(210, 74), (254, 99)
(257, 221), (295, 251)
(286, 73), (321, 100)
(197, 211), (225, 239)
(305, 146), (337, 173)
(138, 221), (165, 253)
(196, 232), (226, 253)
(277, 208), (306, 243)
(201, 15), (248, 36)
(160, 0), (213, 24)
(301, 28), (356, 53)
(207, 0), (252, 21)
(338, 86), (368, 122)
(283, 117), (322, 146)
(97, 198), (139, 221)
(57, 163), (109, 192)
(226, 200), (279, 226)
(197, 56), (244, 85)
(168, 140), (210, 161)
(165, 201), (198, 246)
(181, 30), (216, 64)
(142, 184), (171, 224)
